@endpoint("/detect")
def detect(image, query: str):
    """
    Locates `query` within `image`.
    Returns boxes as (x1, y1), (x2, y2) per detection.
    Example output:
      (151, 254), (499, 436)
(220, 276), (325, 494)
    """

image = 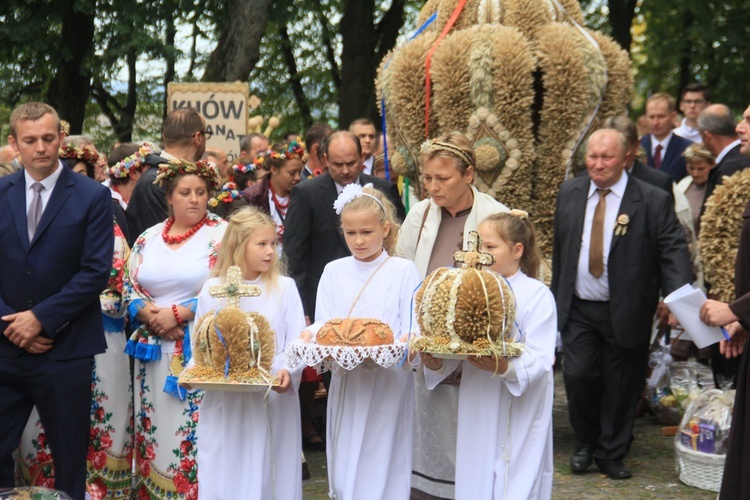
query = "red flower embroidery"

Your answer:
(95, 407), (105, 422)
(88, 477), (108, 500)
(180, 440), (193, 456)
(191, 411), (199, 423)
(173, 471), (191, 493)
(92, 450), (107, 470)
(179, 457), (196, 472)
(138, 458), (151, 479)
(138, 485), (151, 500)
(37, 433), (46, 447)
(144, 444), (156, 461)
(99, 432), (113, 450)
(142, 416), (152, 432)
(187, 482), (199, 500)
